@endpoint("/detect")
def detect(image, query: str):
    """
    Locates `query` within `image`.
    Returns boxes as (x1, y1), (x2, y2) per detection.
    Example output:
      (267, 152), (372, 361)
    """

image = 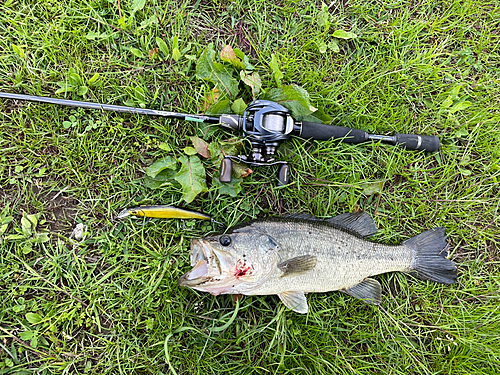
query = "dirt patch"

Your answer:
(41, 189), (80, 233)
